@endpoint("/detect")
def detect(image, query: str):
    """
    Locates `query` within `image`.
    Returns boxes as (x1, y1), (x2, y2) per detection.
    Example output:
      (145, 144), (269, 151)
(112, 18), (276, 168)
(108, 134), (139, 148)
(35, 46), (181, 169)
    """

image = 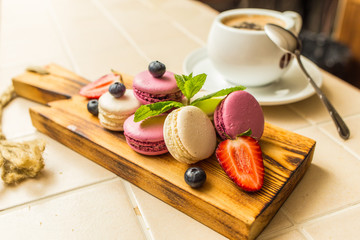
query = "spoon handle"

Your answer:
(295, 54), (350, 140)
